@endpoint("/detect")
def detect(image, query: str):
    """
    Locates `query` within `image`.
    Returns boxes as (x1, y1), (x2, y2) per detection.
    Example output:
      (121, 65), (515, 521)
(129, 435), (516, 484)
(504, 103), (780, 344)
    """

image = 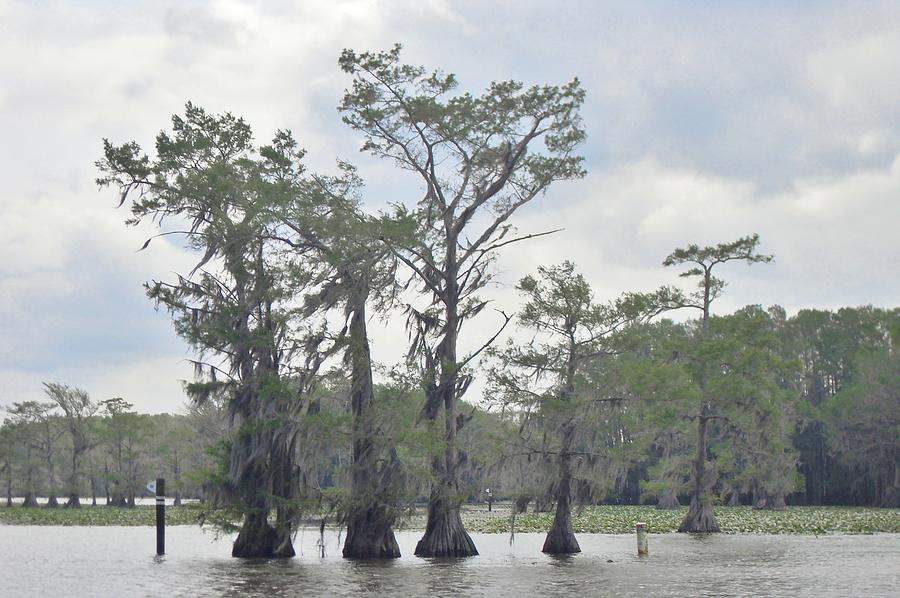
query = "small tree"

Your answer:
(43, 382), (99, 508)
(662, 234), (773, 532)
(0, 422), (17, 507)
(487, 262), (679, 553)
(100, 398), (128, 506)
(339, 44), (586, 557)
(7, 401), (64, 507)
(98, 105), (331, 557)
